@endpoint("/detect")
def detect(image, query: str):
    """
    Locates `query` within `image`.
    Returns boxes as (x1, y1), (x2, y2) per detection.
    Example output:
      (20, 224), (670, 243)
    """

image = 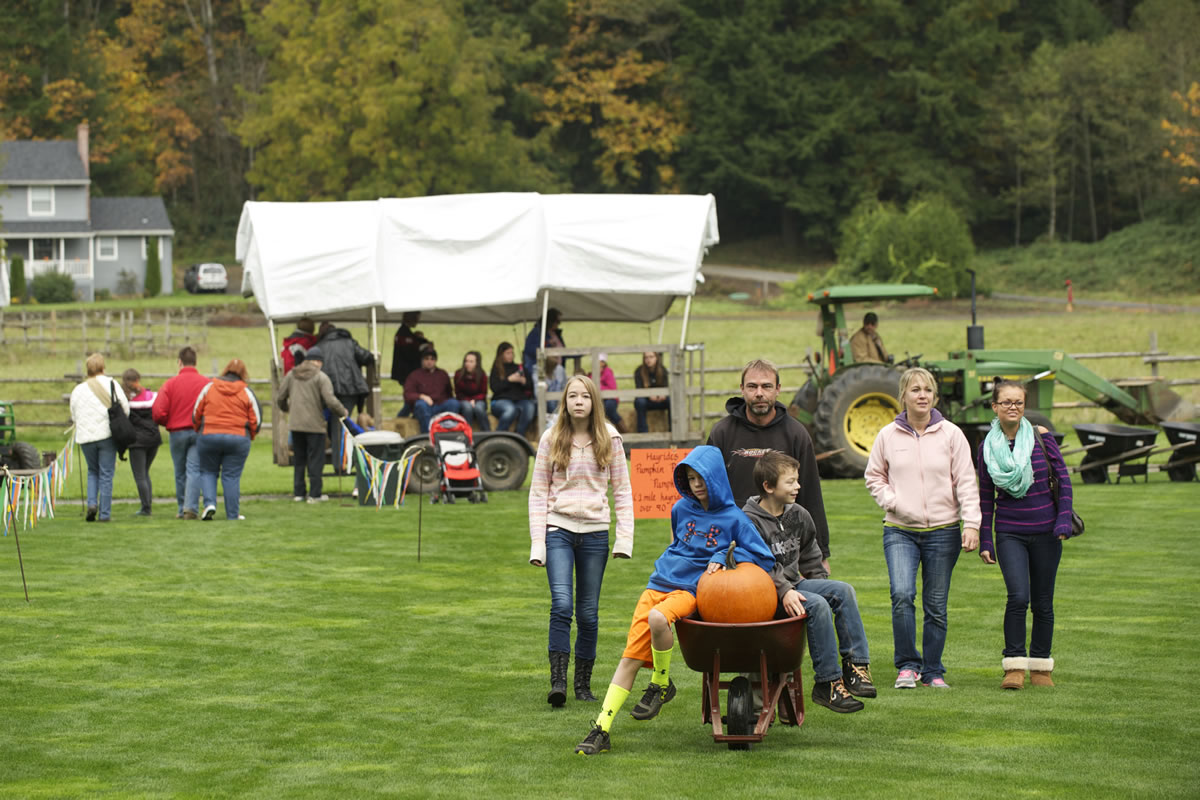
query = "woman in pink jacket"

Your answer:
(865, 367), (980, 690)
(528, 374), (634, 709)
